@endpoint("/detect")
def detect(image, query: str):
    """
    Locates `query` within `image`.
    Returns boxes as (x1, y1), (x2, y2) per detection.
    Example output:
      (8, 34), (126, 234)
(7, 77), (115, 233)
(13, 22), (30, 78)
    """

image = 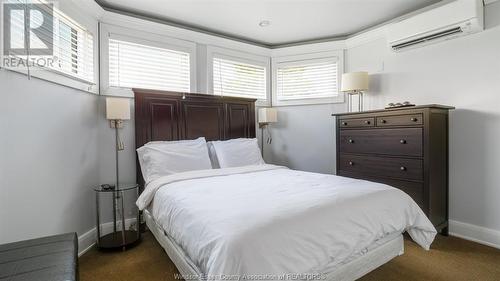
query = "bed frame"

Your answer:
(145, 210), (404, 281)
(133, 89), (404, 280)
(134, 89), (256, 188)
